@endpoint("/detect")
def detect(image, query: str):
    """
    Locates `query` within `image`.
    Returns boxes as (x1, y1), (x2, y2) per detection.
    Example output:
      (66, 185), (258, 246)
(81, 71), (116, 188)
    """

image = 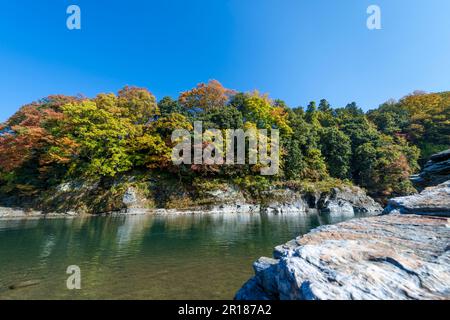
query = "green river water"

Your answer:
(0, 213), (359, 300)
